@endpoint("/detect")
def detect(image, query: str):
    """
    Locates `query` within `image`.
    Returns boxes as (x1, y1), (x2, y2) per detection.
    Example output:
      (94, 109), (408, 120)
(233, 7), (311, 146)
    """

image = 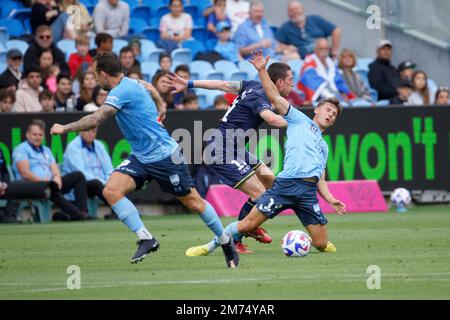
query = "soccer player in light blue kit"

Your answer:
(187, 51), (347, 255)
(50, 53), (239, 267)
